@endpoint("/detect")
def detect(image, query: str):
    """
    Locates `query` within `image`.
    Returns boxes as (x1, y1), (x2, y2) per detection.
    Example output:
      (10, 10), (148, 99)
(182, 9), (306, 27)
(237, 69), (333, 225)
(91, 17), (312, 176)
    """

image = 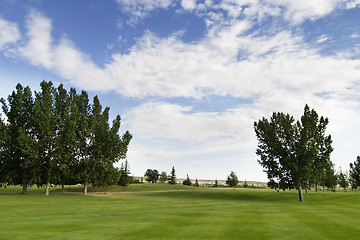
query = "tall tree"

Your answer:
(168, 166), (176, 184)
(54, 86), (78, 193)
(1, 84), (37, 194)
(0, 115), (8, 187)
(254, 104), (333, 201)
(75, 95), (132, 195)
(349, 156), (360, 190)
(226, 171), (239, 189)
(33, 81), (57, 195)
